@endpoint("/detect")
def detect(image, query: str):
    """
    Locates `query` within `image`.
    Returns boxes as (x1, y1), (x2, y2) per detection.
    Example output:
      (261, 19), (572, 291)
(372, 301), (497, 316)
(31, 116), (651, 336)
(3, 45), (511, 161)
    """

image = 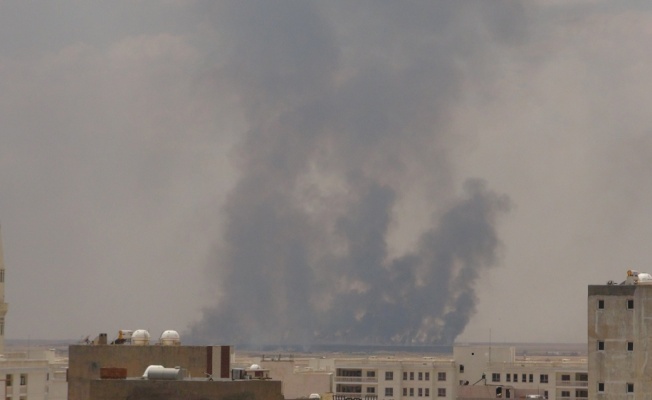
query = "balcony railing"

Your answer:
(335, 376), (378, 383)
(557, 381), (589, 387)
